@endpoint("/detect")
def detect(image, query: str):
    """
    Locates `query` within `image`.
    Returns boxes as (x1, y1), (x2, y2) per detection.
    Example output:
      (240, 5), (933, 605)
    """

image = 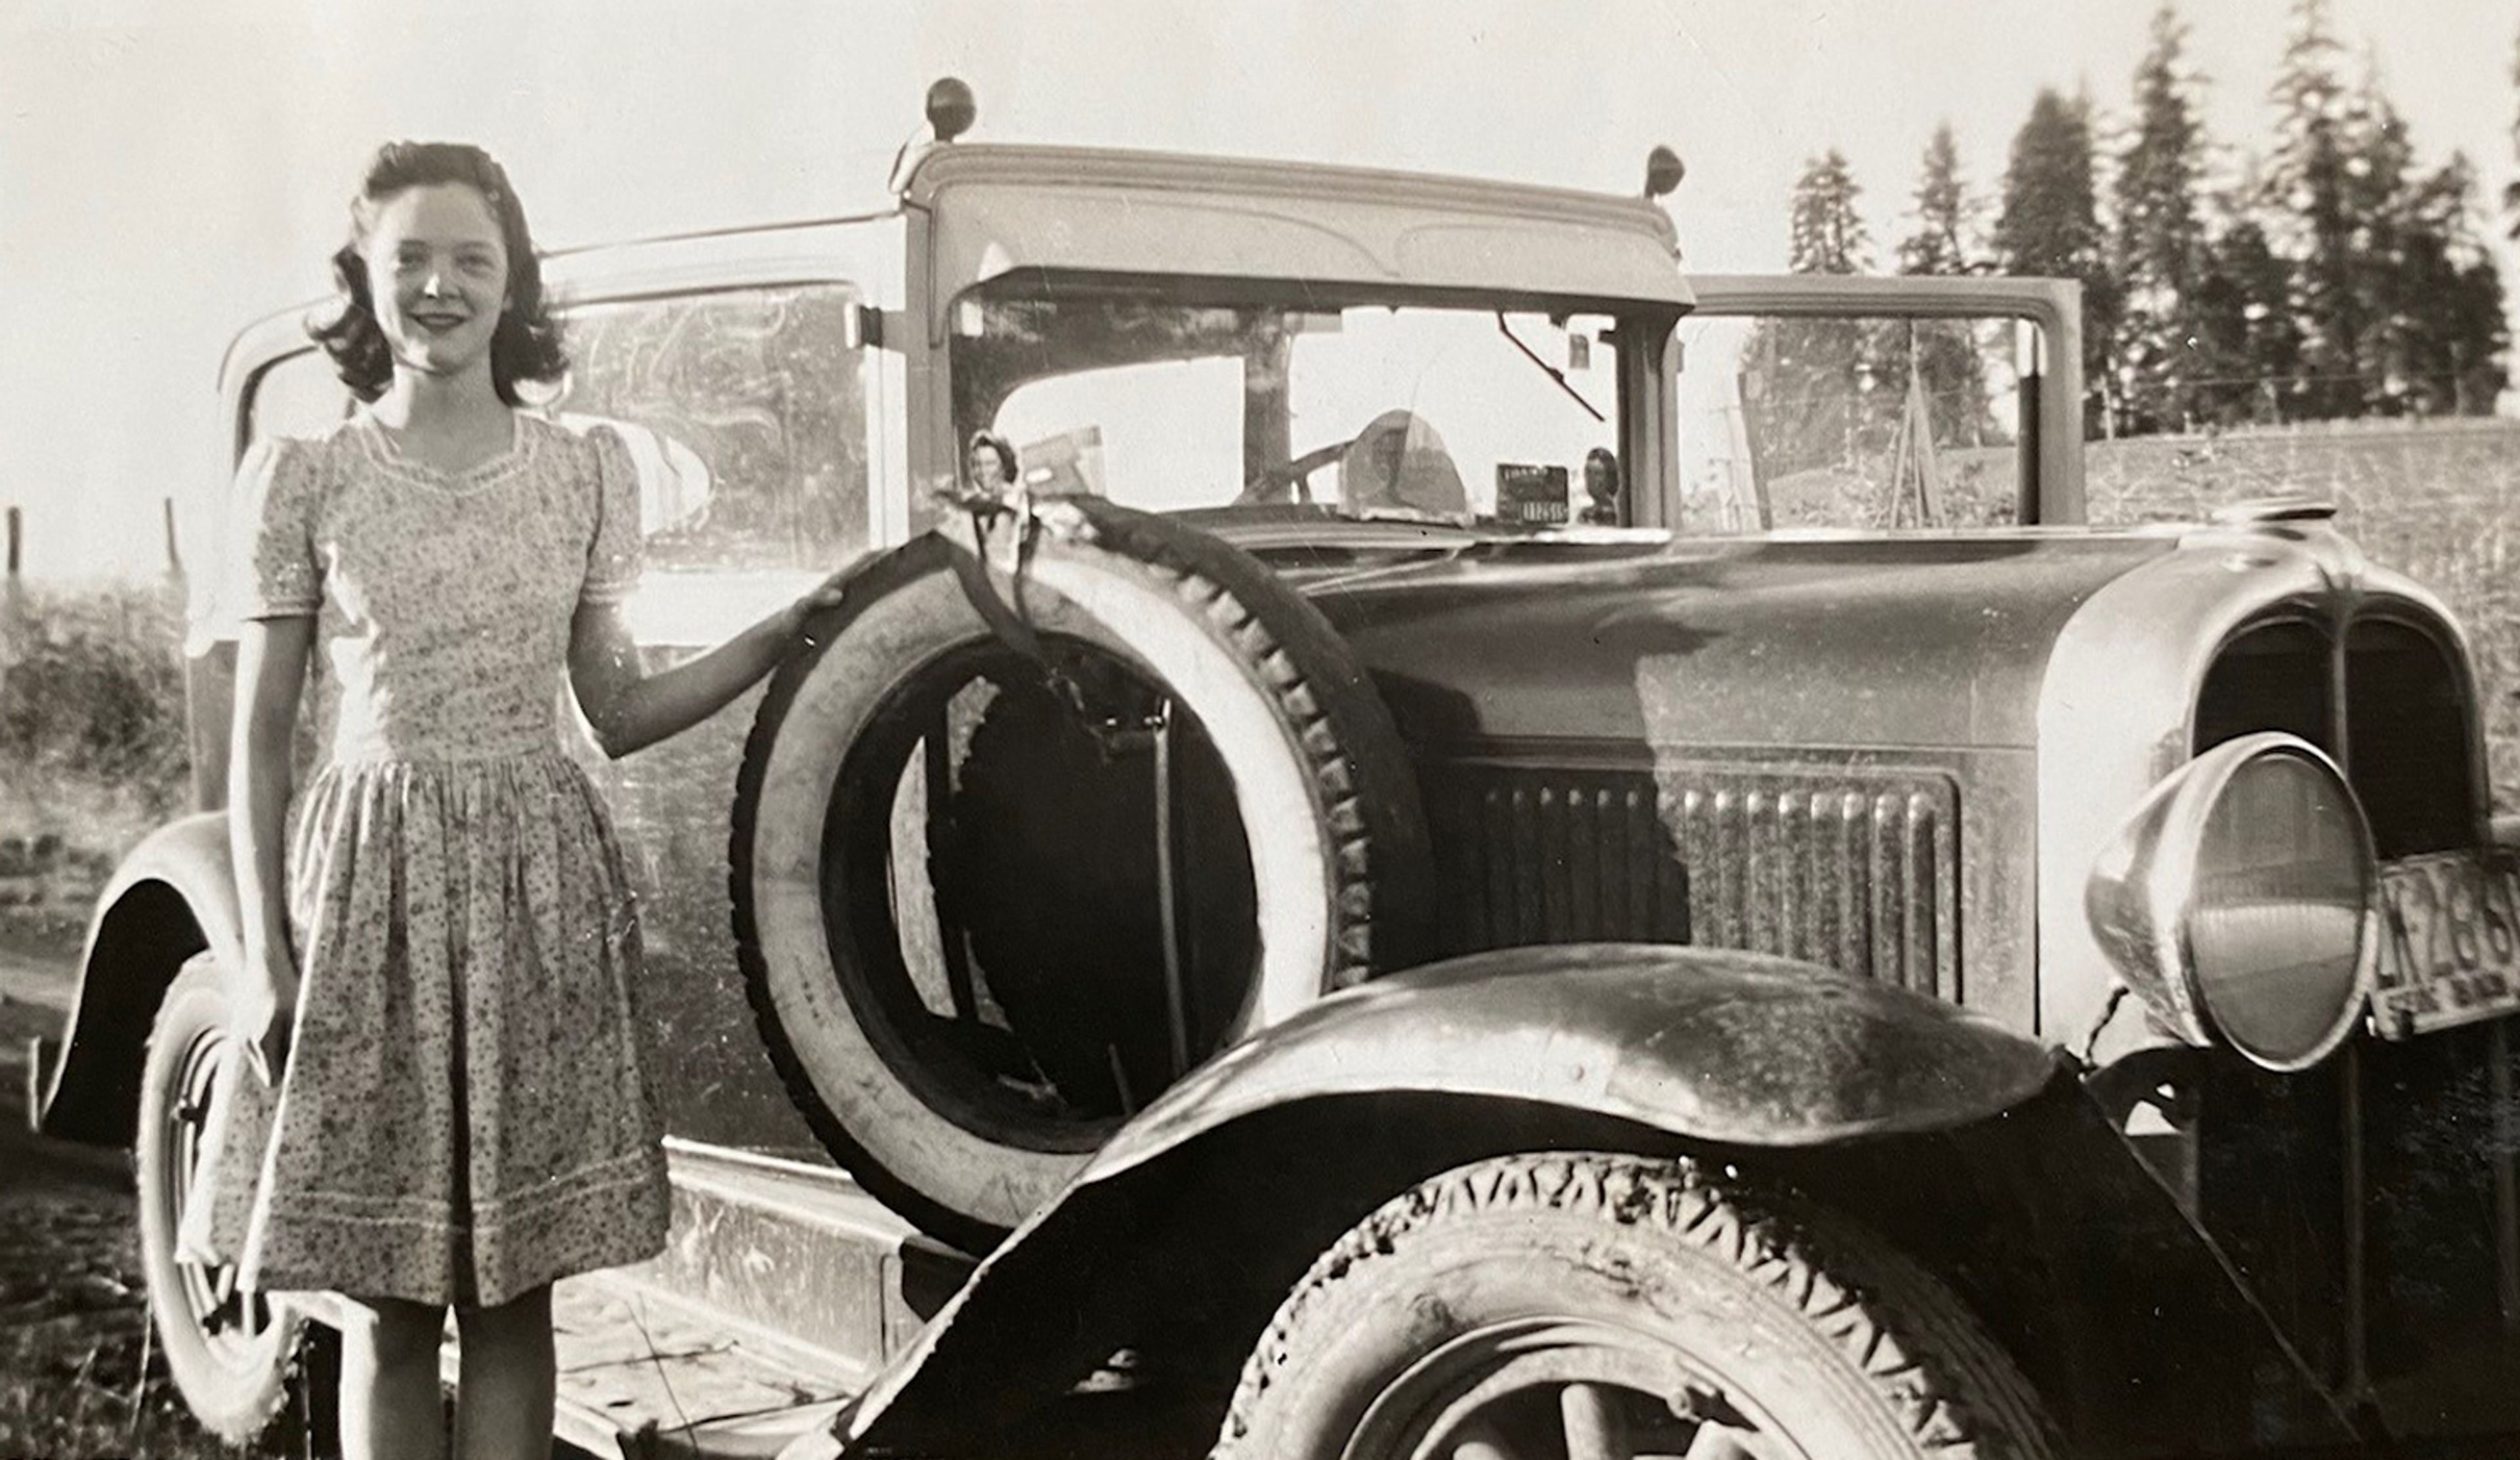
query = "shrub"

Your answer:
(0, 581), (191, 831)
